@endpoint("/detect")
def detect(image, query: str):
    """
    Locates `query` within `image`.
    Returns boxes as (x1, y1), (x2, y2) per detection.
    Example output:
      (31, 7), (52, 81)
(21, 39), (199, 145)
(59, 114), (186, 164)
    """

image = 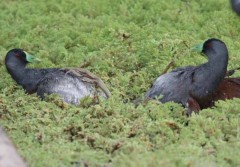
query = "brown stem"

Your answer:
(161, 61), (175, 75)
